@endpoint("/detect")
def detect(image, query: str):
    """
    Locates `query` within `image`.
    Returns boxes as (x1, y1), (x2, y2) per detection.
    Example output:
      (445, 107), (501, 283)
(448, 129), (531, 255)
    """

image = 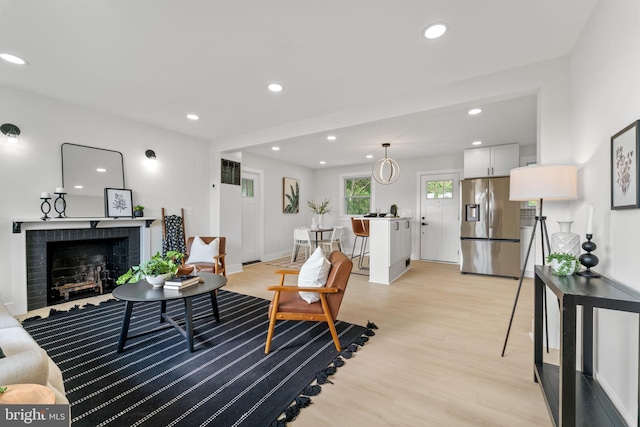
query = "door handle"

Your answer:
(421, 222), (428, 226)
